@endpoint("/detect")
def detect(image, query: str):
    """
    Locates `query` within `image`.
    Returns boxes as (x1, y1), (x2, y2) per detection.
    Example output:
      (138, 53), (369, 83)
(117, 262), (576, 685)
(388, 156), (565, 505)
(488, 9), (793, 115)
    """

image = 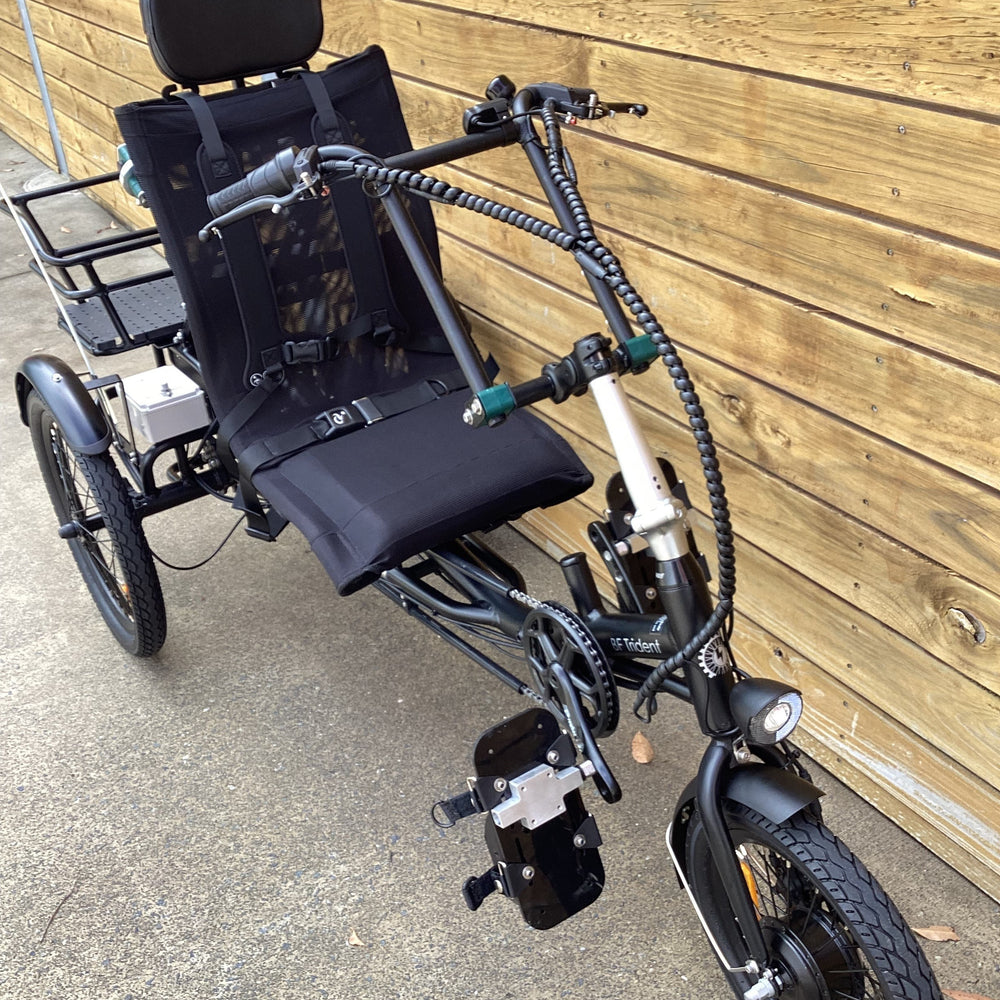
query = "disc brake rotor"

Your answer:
(522, 602), (619, 738)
